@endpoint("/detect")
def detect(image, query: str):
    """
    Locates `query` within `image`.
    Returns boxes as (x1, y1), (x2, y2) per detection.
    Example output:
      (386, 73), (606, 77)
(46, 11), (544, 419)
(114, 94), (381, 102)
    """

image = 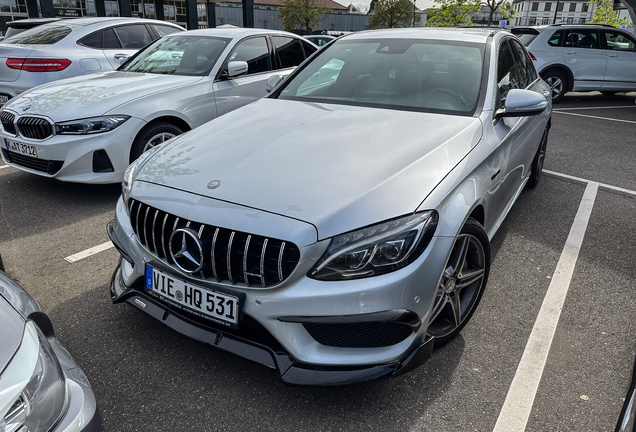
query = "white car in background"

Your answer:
(0, 17), (184, 105)
(512, 24), (636, 101)
(0, 28), (317, 183)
